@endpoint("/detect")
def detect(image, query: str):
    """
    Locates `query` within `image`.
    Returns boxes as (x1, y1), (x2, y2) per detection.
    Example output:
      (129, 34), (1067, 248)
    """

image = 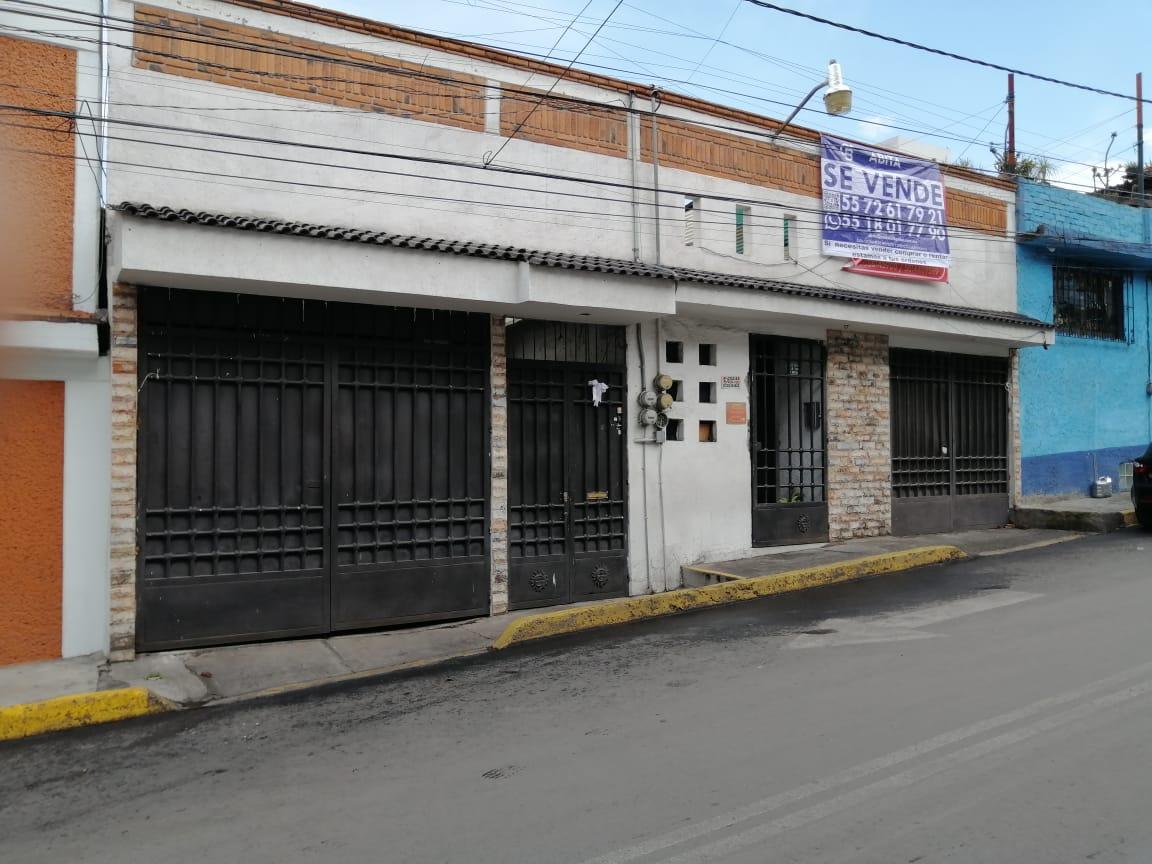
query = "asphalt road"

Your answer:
(3, 530), (1152, 863)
